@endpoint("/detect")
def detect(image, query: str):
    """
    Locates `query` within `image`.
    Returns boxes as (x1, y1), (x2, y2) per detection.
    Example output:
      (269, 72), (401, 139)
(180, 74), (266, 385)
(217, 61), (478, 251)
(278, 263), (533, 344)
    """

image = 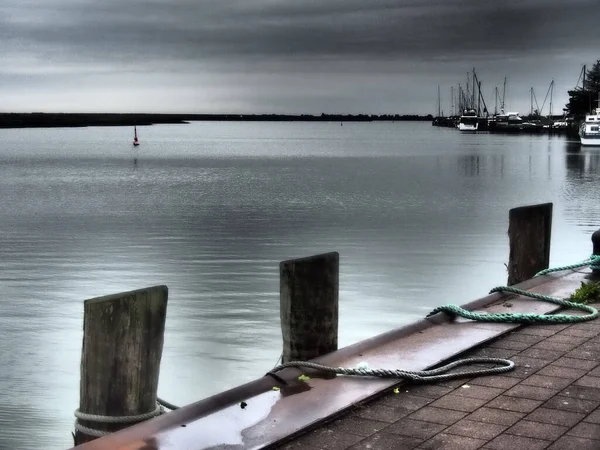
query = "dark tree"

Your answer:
(565, 60), (600, 119)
